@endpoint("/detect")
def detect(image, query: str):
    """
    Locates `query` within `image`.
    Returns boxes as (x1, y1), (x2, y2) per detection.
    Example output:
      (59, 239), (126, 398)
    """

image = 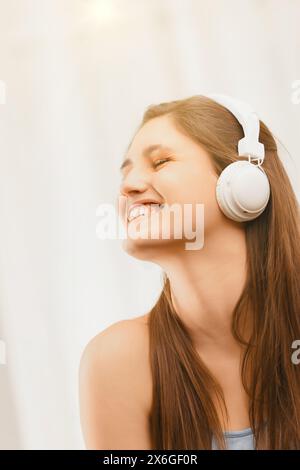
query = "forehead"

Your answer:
(125, 116), (196, 159)
(120, 114), (214, 174)
(127, 115), (185, 154)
